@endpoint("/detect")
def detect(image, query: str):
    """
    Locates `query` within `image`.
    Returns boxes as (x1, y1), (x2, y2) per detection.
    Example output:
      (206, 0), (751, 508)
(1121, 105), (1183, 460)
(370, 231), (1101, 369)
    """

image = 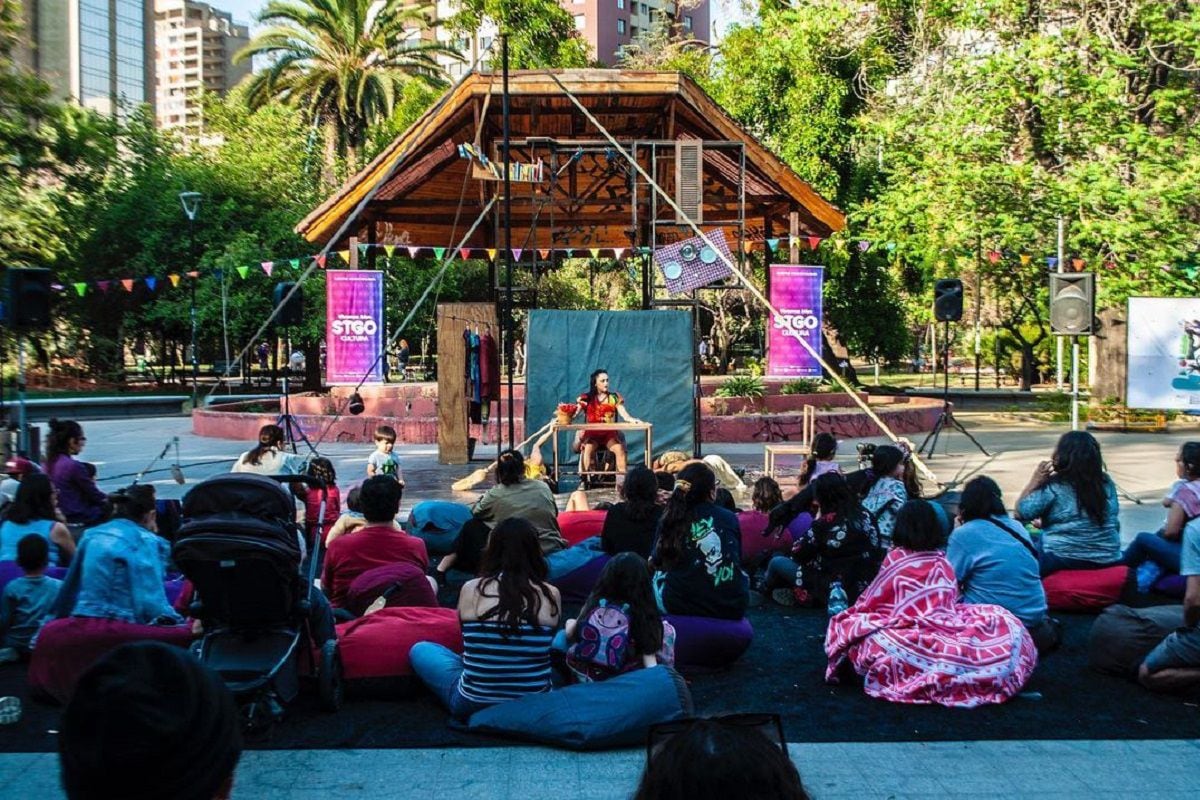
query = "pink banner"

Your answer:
(768, 265), (824, 378)
(326, 270), (384, 385)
